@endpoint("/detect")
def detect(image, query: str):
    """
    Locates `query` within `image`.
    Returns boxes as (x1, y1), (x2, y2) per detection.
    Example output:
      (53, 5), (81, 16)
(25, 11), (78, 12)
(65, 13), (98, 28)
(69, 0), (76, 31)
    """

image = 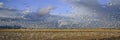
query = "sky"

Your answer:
(0, 0), (120, 28)
(0, 0), (71, 15)
(0, 0), (109, 15)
